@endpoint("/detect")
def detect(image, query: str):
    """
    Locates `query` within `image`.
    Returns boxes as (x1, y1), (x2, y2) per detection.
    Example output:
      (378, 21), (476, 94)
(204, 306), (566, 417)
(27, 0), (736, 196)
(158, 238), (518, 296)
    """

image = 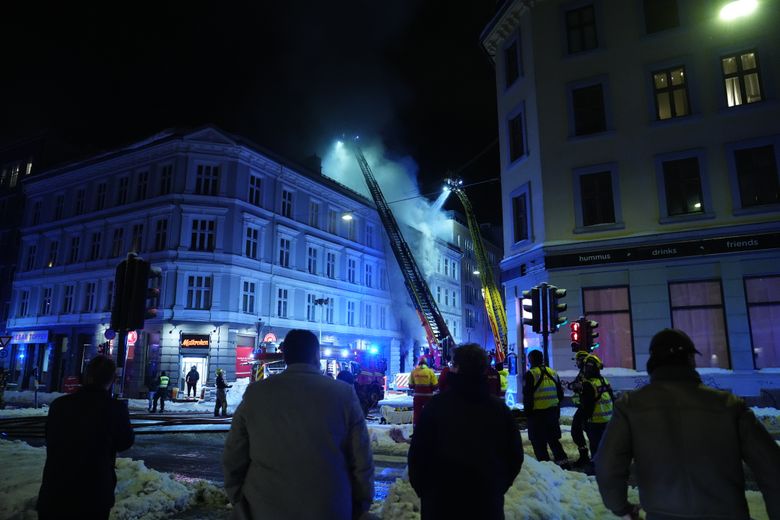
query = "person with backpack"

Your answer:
(578, 354), (614, 467)
(523, 349), (568, 465)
